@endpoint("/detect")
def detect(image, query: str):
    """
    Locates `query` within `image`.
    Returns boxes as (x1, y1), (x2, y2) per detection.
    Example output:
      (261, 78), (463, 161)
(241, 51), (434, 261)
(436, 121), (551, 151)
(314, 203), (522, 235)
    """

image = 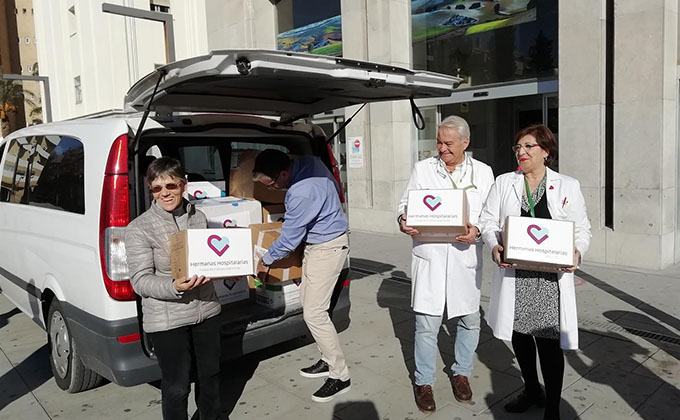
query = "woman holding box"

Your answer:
(125, 157), (222, 420)
(478, 125), (591, 420)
